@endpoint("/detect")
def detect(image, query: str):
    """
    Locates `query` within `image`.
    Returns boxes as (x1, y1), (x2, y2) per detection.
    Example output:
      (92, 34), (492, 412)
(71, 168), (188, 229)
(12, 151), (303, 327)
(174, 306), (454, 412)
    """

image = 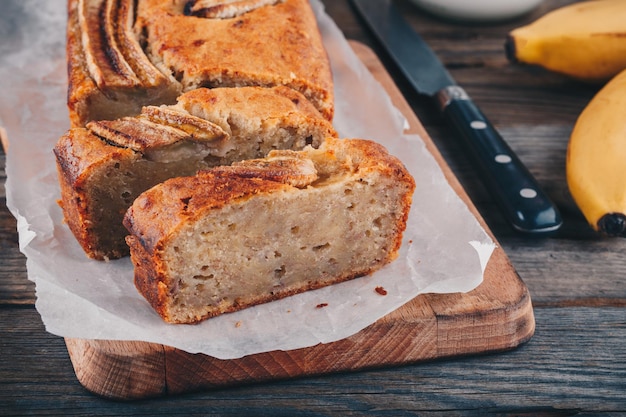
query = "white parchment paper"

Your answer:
(0, 0), (495, 359)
